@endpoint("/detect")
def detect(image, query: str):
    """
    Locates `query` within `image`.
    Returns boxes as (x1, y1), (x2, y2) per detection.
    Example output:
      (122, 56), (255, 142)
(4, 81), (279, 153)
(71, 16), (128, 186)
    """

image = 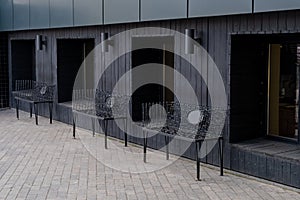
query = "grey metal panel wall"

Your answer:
(50, 0), (73, 28)
(13, 0), (30, 30)
(254, 0), (300, 13)
(104, 0), (139, 24)
(0, 0), (13, 31)
(74, 0), (103, 26)
(141, 0), (187, 21)
(30, 0), (50, 29)
(189, 0), (252, 17)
